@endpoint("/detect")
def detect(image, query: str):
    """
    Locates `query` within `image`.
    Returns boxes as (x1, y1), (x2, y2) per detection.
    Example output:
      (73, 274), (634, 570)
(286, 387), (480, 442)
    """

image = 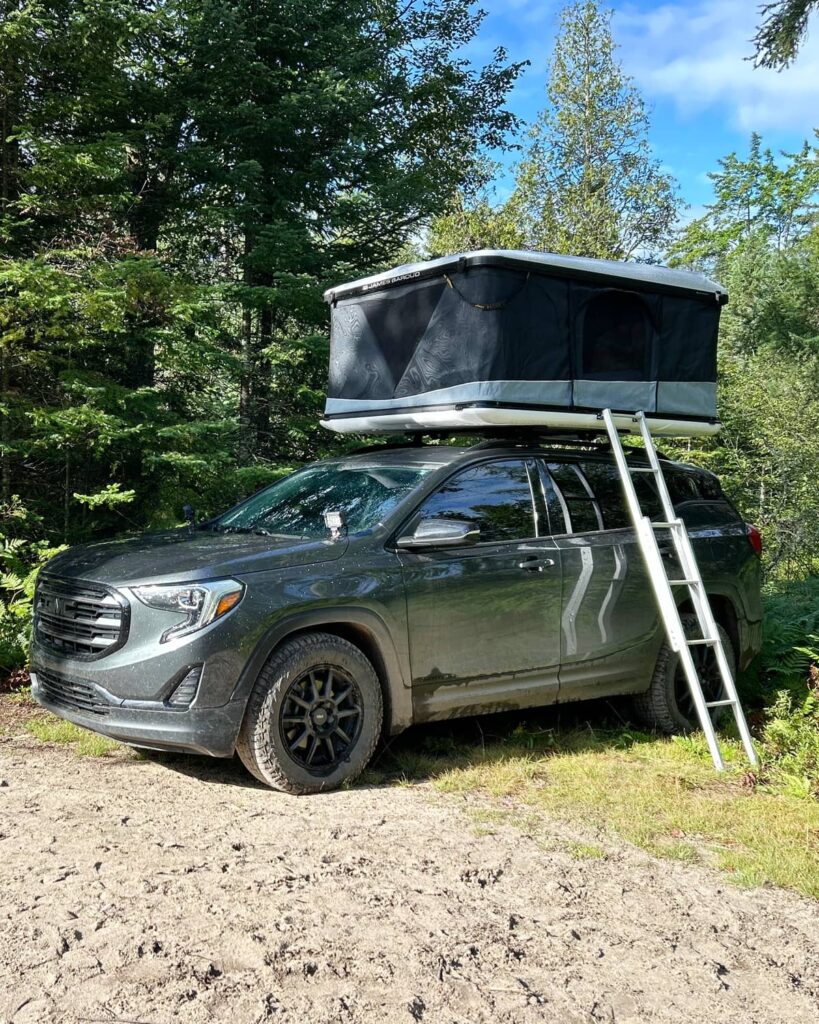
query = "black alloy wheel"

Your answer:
(633, 614), (736, 734)
(279, 665), (363, 774)
(236, 632), (383, 794)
